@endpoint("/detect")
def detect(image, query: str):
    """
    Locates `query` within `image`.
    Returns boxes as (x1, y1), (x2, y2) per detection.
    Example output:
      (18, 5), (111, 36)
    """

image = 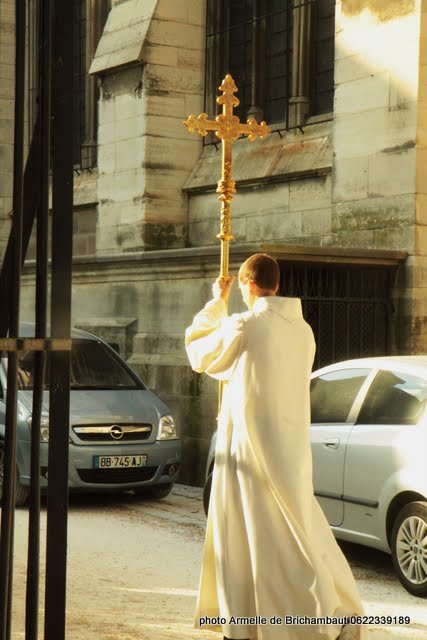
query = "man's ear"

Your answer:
(248, 279), (258, 293)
